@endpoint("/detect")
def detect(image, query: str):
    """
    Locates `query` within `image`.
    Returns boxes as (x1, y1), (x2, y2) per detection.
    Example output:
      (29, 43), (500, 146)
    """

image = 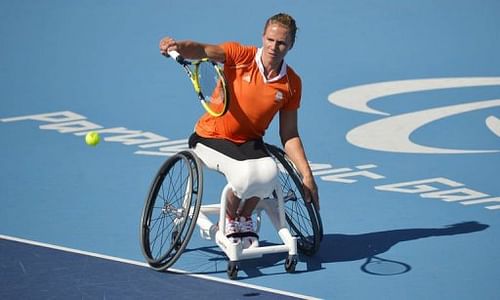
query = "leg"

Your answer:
(226, 190), (260, 248)
(224, 190), (242, 244)
(225, 189), (241, 219)
(226, 189), (260, 218)
(190, 136), (278, 247)
(236, 195), (260, 218)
